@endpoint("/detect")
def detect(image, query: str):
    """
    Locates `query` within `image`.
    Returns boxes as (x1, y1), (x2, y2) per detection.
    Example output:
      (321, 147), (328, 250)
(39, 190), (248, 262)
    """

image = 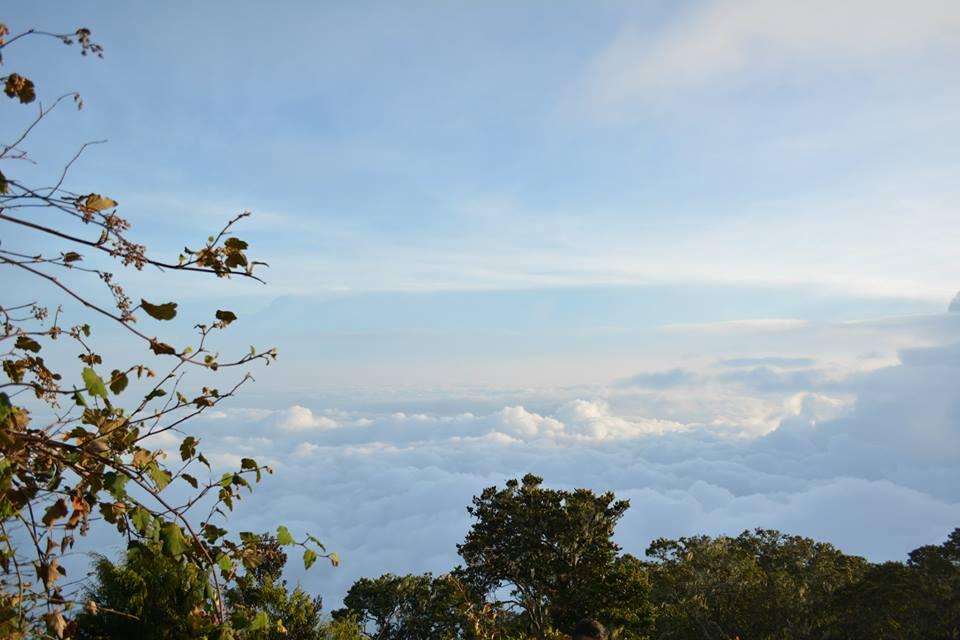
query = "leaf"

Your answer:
(215, 309), (237, 325)
(329, 552), (340, 567)
(0, 393), (11, 424)
(4, 73), (36, 104)
(14, 336), (40, 352)
(43, 610), (66, 638)
(109, 370), (129, 395)
(179, 436), (198, 461)
(217, 554), (232, 572)
(42, 499), (68, 527)
(37, 558), (62, 588)
(130, 506), (151, 534)
(303, 548), (318, 570)
(144, 388), (167, 402)
(224, 238), (248, 250)
(83, 193), (118, 212)
(0, 170), (8, 194)
(149, 339), (176, 355)
(103, 471), (129, 499)
(249, 611), (270, 632)
(81, 367), (107, 399)
(140, 299), (178, 321)
(240, 457), (261, 482)
(148, 464), (172, 491)
(160, 522), (189, 557)
(277, 525), (295, 546)
(181, 473), (198, 489)
(63, 251), (83, 263)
